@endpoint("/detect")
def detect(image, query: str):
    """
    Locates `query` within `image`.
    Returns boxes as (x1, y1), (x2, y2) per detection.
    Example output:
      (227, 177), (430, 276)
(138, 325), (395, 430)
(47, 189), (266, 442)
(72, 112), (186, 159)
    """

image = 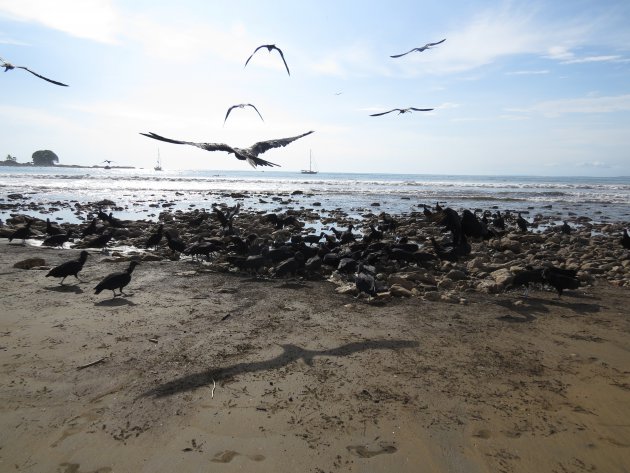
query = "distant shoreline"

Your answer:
(0, 163), (135, 169)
